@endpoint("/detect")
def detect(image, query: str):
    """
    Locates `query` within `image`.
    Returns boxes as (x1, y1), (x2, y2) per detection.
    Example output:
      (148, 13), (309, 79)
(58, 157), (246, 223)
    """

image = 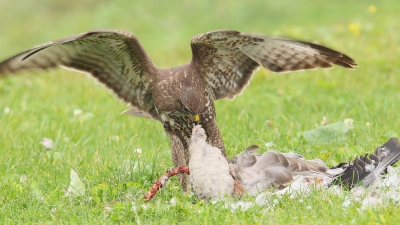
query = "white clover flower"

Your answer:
(344, 118), (354, 127)
(366, 122), (371, 127)
(40, 137), (53, 149)
(134, 148), (142, 154)
(111, 135), (120, 141)
(73, 109), (83, 117)
(4, 107), (11, 114)
(169, 197), (177, 206)
(264, 142), (274, 148)
(104, 206), (113, 212)
(321, 116), (329, 125)
(19, 174), (28, 183)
